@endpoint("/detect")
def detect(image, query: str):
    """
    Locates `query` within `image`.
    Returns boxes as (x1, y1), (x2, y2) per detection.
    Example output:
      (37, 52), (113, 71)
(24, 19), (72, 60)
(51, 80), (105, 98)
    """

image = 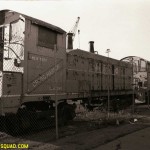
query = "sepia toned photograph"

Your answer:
(0, 0), (150, 149)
